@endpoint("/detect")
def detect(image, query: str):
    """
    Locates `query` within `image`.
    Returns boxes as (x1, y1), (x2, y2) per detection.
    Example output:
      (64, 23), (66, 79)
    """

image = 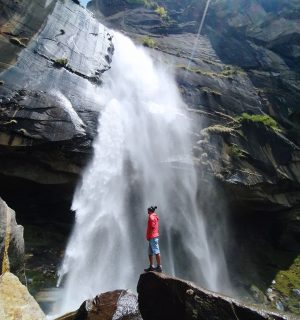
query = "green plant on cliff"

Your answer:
(228, 144), (246, 159)
(54, 58), (68, 68)
(237, 113), (281, 132)
(273, 256), (300, 314)
(155, 6), (168, 19)
(142, 36), (156, 48)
